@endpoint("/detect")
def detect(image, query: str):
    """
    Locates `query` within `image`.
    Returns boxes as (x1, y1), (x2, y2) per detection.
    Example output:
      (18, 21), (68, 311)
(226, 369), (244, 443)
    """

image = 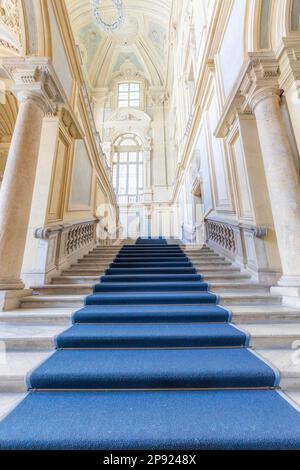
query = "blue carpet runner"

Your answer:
(0, 238), (300, 449)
